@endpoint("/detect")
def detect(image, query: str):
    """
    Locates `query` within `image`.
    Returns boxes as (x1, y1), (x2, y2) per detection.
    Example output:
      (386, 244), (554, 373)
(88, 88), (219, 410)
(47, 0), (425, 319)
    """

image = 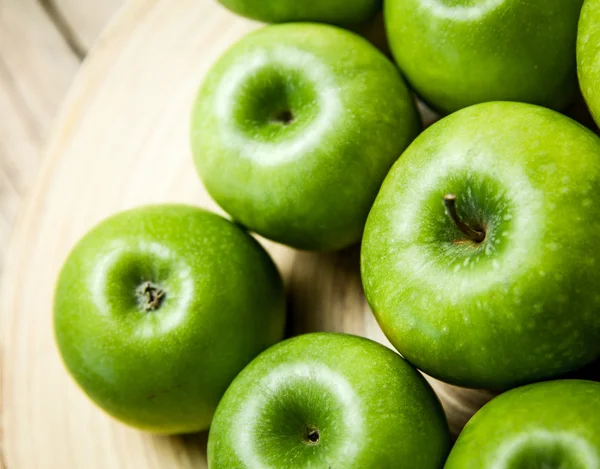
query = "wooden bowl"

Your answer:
(0, 1), (495, 467)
